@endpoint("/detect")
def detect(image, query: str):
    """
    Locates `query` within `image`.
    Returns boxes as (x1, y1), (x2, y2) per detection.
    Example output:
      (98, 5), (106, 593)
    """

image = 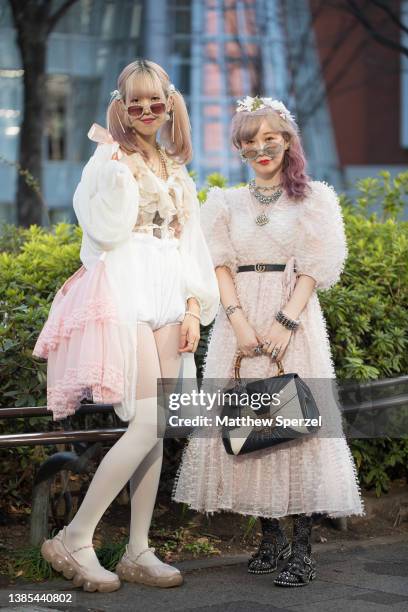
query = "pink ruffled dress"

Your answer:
(33, 125), (219, 421)
(172, 184), (365, 519)
(33, 256), (125, 420)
